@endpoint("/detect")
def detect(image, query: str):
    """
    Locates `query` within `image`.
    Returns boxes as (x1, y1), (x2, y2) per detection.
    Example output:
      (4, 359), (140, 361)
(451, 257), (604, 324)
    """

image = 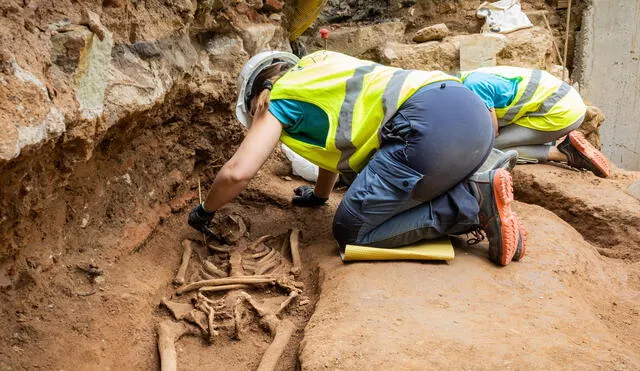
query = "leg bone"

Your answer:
(289, 229), (302, 276)
(256, 319), (296, 371)
(173, 240), (194, 285)
(157, 320), (198, 371)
